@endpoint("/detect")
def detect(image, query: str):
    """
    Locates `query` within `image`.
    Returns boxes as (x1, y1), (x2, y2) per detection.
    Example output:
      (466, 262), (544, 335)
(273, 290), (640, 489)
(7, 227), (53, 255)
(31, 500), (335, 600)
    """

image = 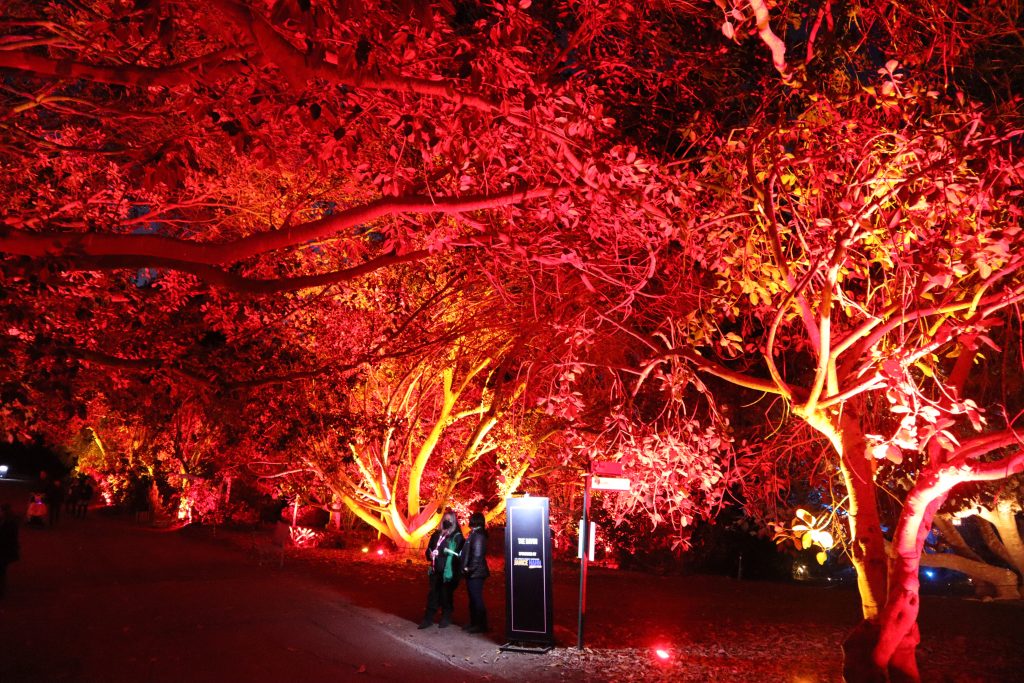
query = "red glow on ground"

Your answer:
(361, 546), (369, 553)
(376, 548), (385, 556)
(654, 648), (672, 661)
